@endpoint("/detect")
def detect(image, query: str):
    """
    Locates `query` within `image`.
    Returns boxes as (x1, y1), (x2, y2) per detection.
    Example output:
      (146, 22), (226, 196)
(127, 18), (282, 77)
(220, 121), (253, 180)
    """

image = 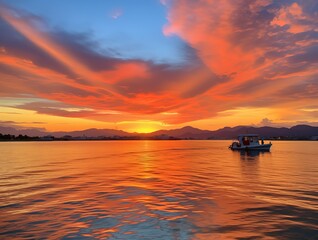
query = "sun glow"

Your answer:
(118, 121), (164, 133)
(135, 126), (157, 133)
